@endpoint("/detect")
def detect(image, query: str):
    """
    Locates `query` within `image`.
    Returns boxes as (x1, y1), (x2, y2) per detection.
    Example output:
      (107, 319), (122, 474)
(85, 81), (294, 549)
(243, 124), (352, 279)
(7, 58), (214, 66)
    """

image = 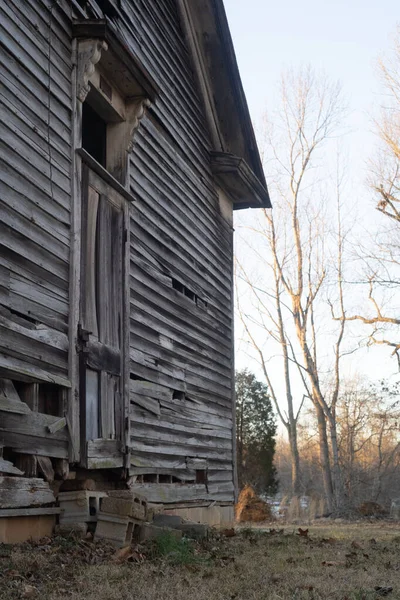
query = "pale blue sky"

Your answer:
(225, 0), (399, 191)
